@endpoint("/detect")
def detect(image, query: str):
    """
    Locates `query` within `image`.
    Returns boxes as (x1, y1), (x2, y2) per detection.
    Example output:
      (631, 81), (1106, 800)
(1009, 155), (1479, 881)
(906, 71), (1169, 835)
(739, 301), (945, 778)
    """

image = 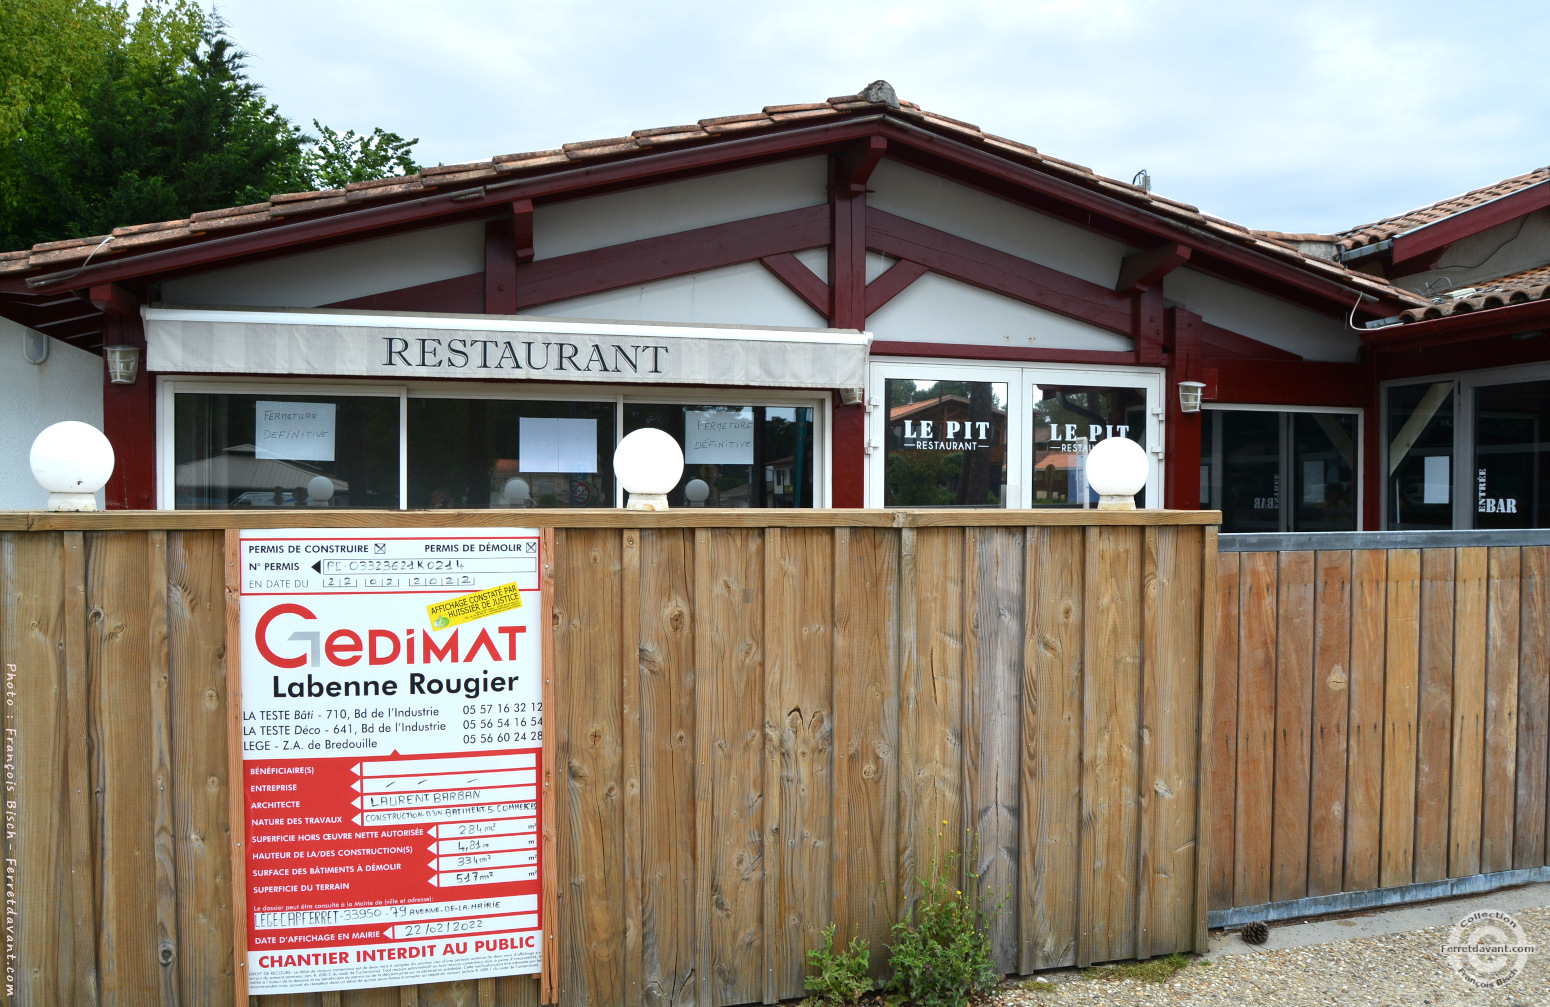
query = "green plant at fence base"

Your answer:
(884, 828), (1003, 1007)
(1078, 953), (1201, 984)
(802, 923), (873, 1005)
